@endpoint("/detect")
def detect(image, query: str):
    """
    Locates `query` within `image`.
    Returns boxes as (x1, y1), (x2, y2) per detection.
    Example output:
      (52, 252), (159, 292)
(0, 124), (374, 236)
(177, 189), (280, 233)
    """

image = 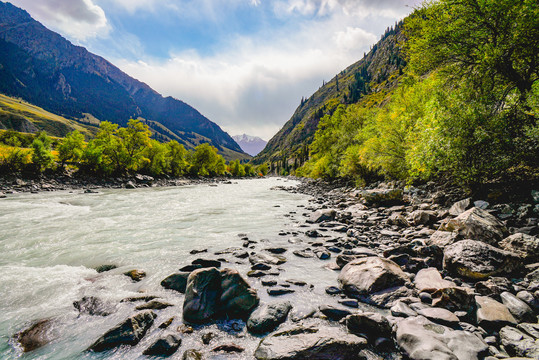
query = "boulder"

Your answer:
(338, 257), (410, 296)
(254, 324), (367, 360)
(408, 210), (438, 226)
(440, 207), (507, 245)
(89, 311), (156, 352)
(220, 268), (259, 318)
(431, 286), (475, 312)
(499, 325), (539, 358)
(143, 334), (182, 356)
(192, 258), (221, 268)
(360, 188), (403, 206)
(249, 253), (287, 265)
(73, 296), (114, 316)
(182, 267), (221, 324)
(474, 277), (512, 297)
(500, 291), (536, 323)
(247, 302), (292, 335)
(308, 209), (336, 223)
(500, 233), (539, 263)
(14, 318), (58, 352)
(395, 316), (488, 360)
(414, 268), (456, 293)
(428, 230), (458, 248)
(443, 240), (521, 280)
(319, 305), (352, 321)
(449, 198), (472, 216)
(391, 301), (417, 318)
(161, 272), (189, 293)
(346, 312), (392, 340)
(416, 307), (459, 326)
(475, 296), (517, 330)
